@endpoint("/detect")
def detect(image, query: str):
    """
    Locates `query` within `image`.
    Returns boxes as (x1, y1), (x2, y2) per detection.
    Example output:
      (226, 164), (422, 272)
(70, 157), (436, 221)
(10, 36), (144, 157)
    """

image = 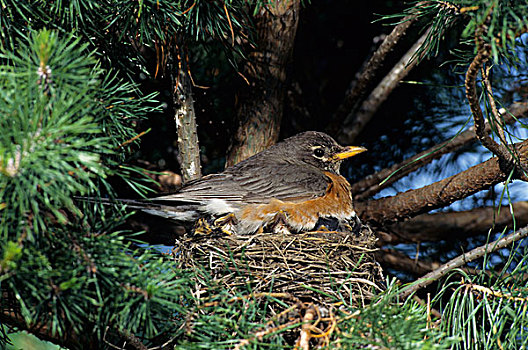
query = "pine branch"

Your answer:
(465, 43), (512, 162)
(375, 249), (441, 276)
(356, 139), (528, 226)
(399, 224), (528, 299)
(351, 102), (528, 200)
